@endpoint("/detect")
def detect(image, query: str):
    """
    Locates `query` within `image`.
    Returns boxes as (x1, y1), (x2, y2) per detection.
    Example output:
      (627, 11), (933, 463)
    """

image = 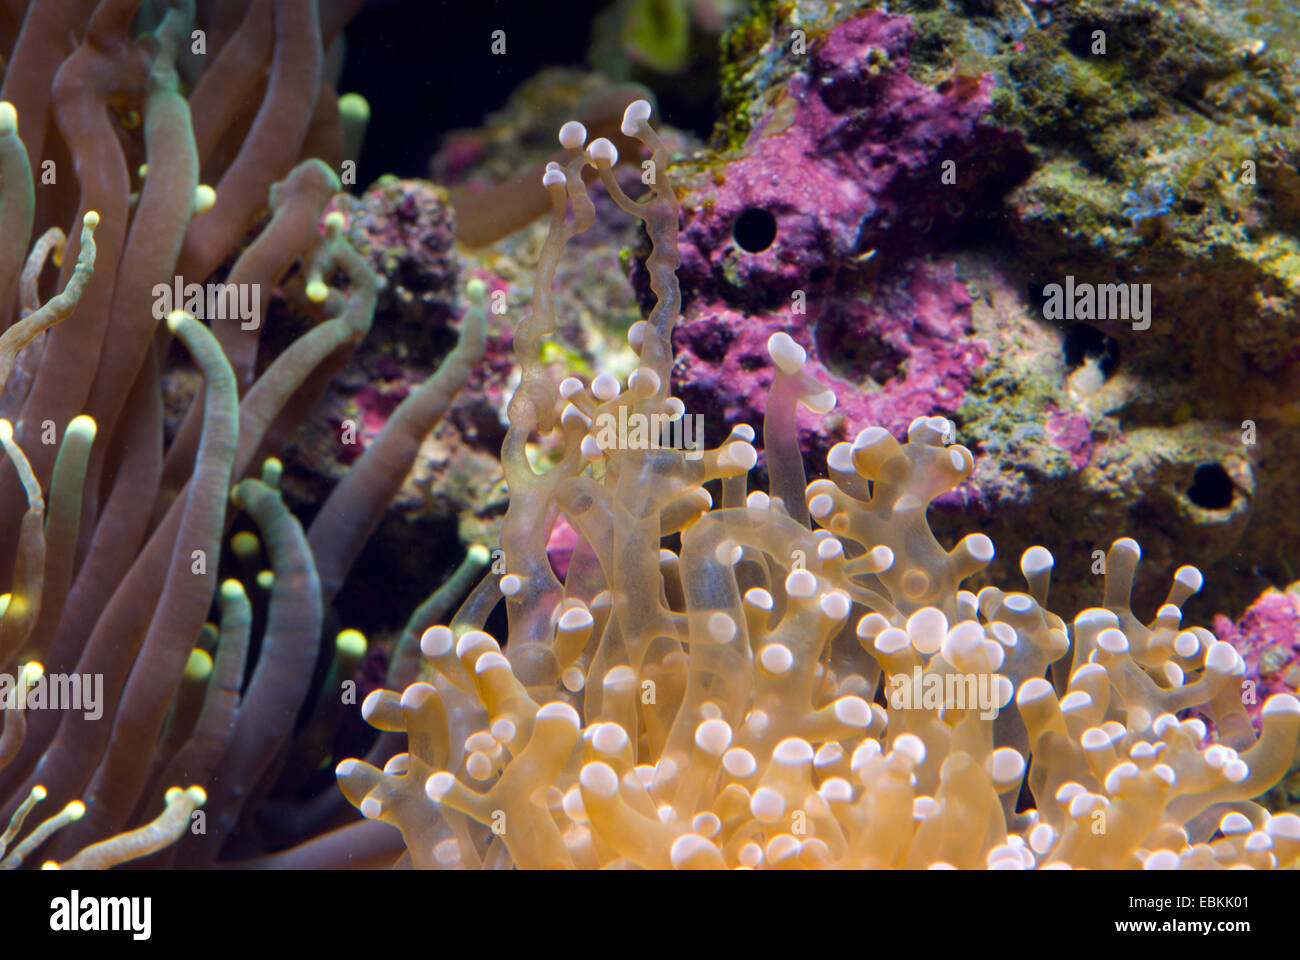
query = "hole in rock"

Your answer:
(1186, 463), (1233, 510)
(733, 207), (777, 253)
(1062, 322), (1118, 377)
